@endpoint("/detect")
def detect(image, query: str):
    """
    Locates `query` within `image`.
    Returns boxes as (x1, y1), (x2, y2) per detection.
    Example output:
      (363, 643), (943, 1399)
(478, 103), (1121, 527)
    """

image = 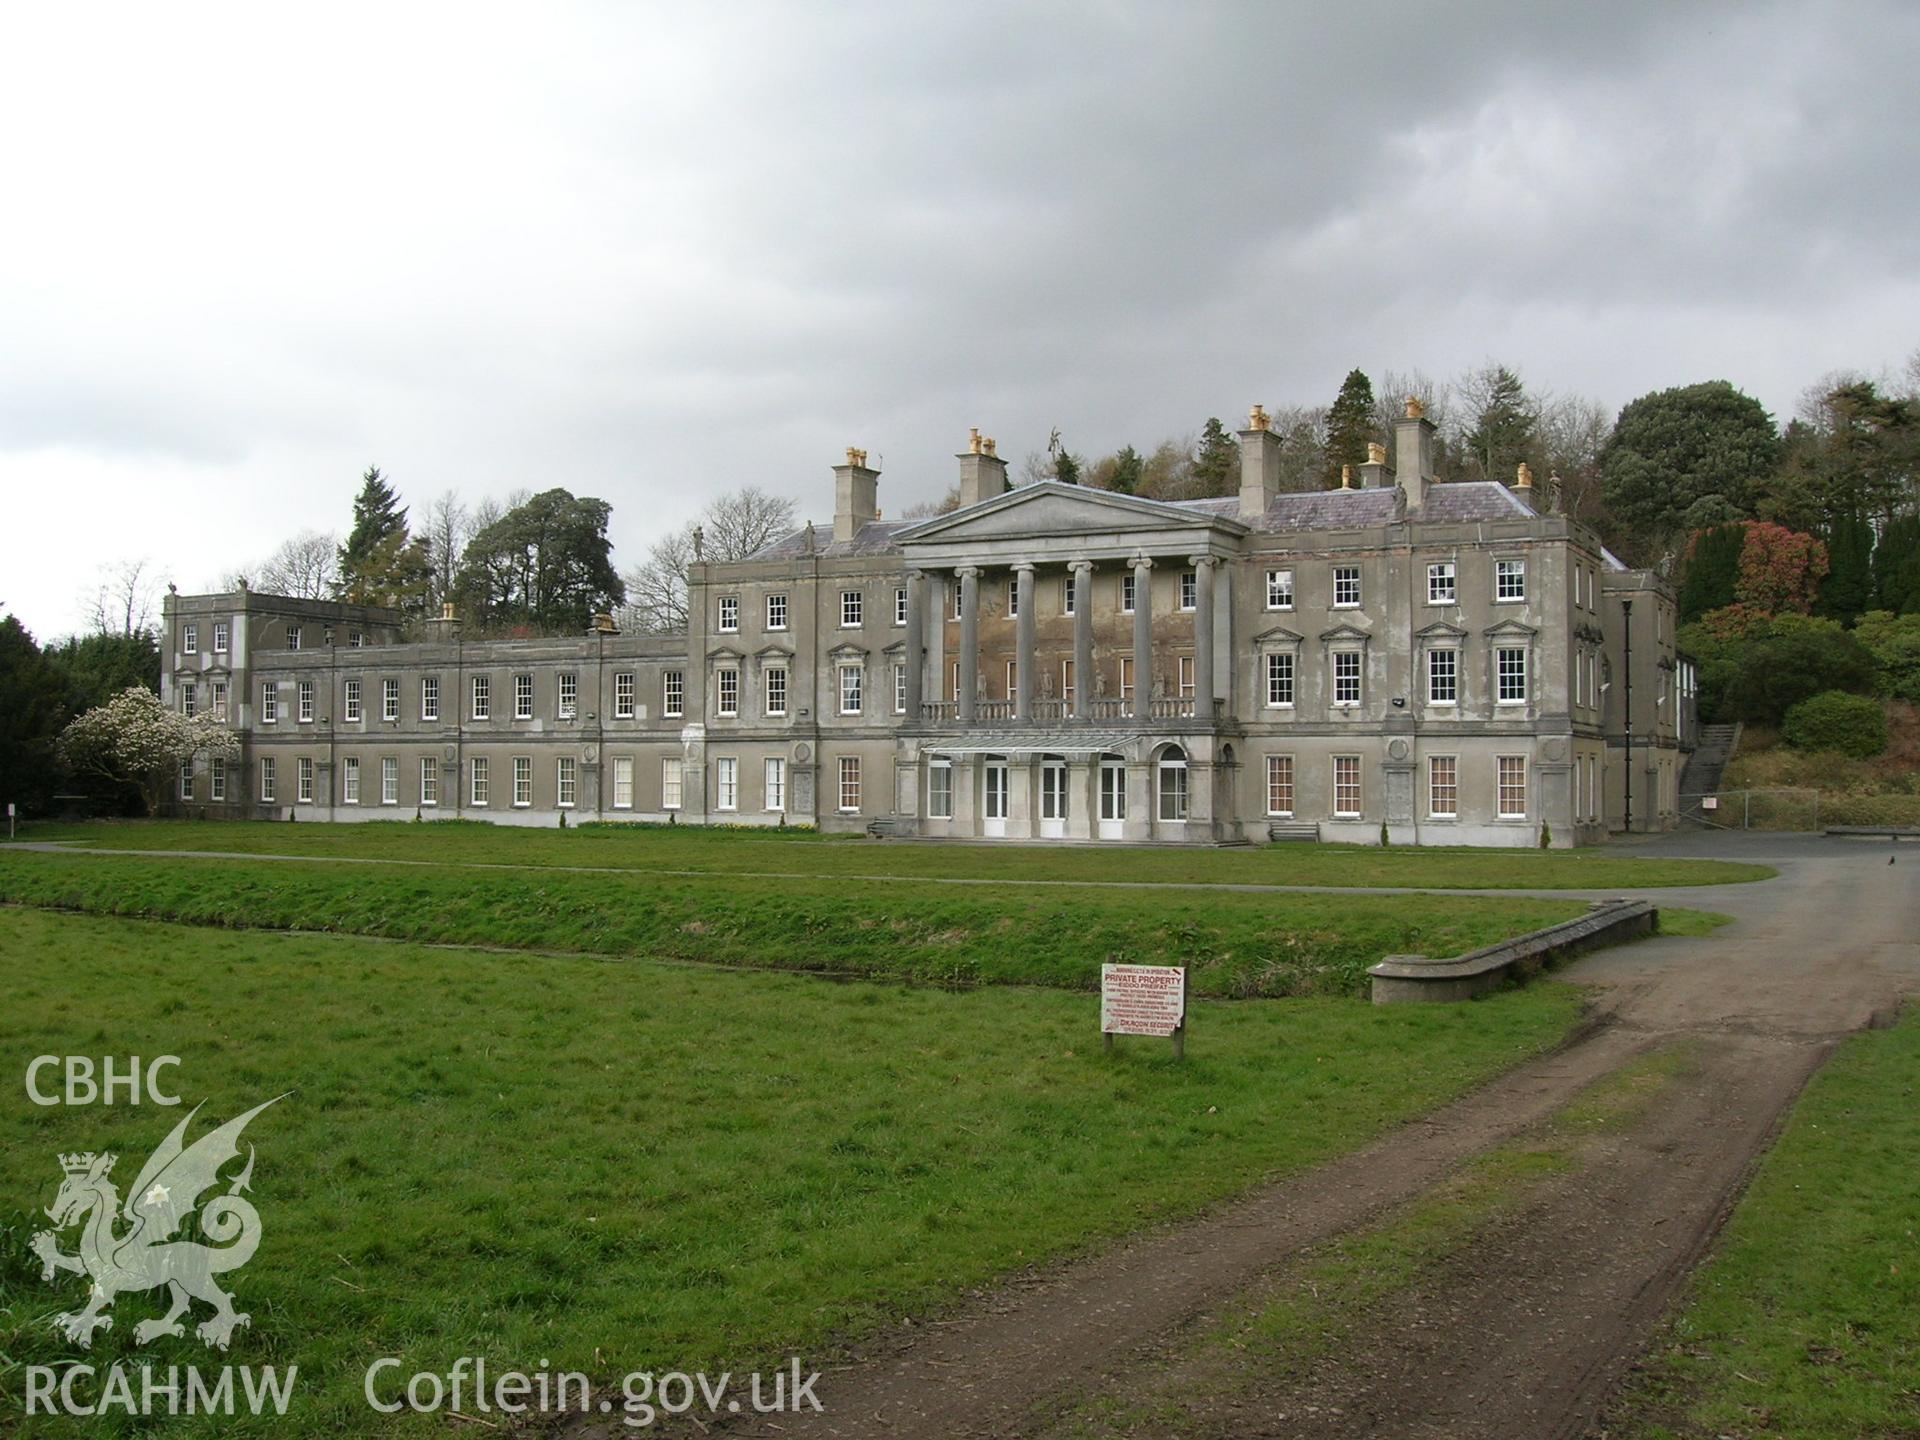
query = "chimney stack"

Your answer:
(1512, 461), (1537, 512)
(1237, 405), (1282, 518)
(833, 446), (880, 544)
(957, 428), (1009, 508)
(1394, 395), (1436, 511)
(1358, 439), (1393, 489)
